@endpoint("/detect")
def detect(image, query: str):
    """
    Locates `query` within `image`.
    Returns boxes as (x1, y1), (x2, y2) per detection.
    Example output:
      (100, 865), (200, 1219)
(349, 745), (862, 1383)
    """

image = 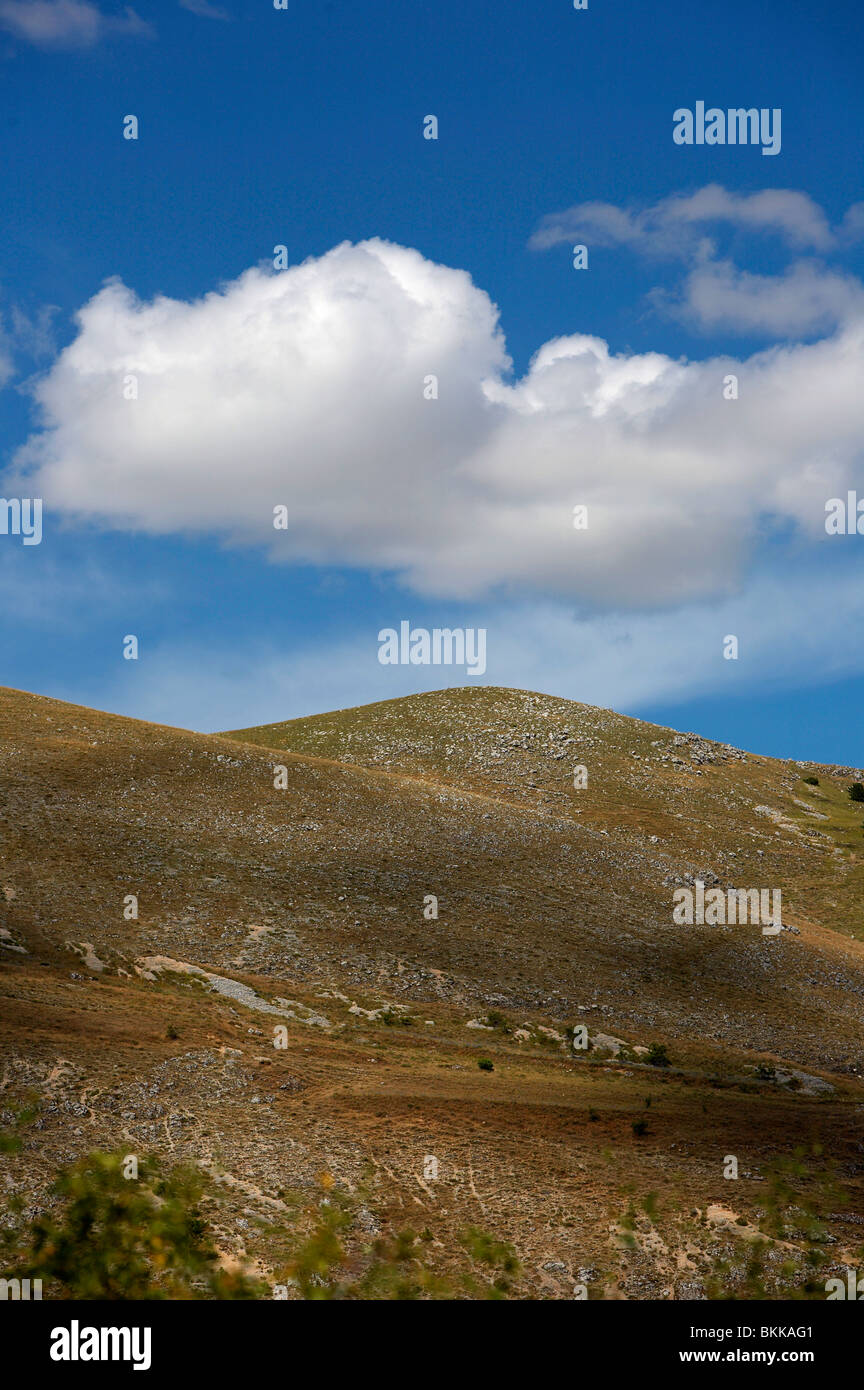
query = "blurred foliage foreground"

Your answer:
(1, 1144), (859, 1300)
(0, 1150), (520, 1300)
